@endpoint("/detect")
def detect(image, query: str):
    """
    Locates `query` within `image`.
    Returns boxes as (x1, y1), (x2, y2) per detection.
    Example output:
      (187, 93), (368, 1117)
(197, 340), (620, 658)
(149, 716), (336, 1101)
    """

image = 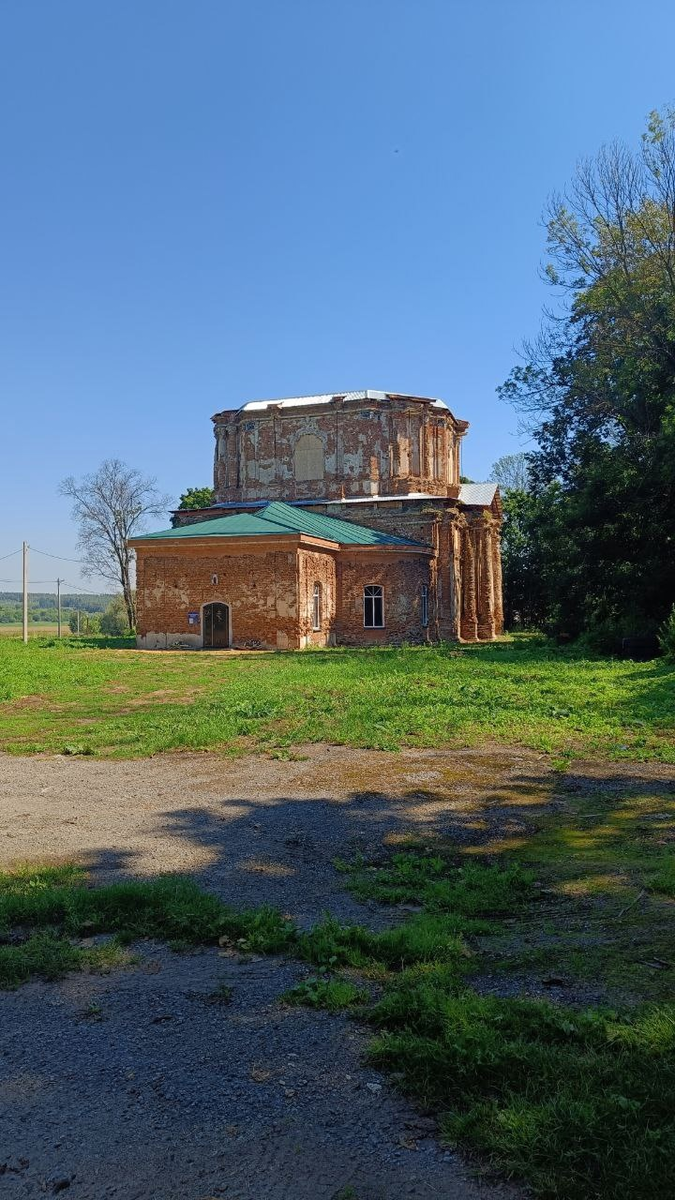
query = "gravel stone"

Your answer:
(0, 743), (571, 1198)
